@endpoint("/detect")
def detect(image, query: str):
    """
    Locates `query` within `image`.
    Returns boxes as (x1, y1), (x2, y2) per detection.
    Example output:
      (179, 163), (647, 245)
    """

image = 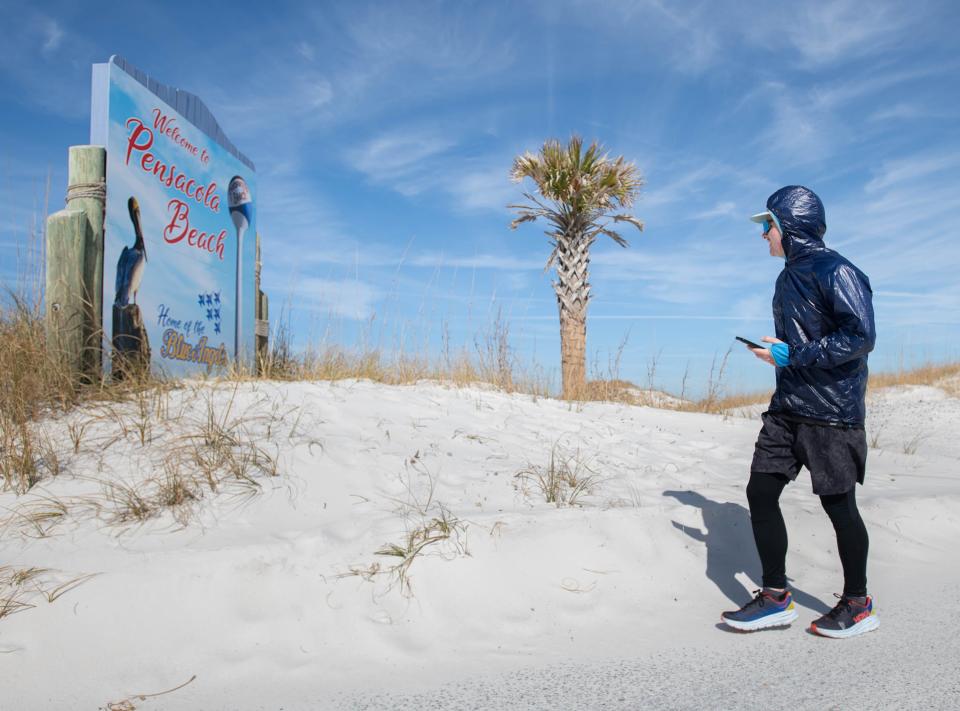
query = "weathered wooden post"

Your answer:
(45, 145), (106, 385)
(65, 146), (106, 380)
(45, 208), (89, 381)
(254, 232), (269, 373)
(257, 290), (269, 369)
